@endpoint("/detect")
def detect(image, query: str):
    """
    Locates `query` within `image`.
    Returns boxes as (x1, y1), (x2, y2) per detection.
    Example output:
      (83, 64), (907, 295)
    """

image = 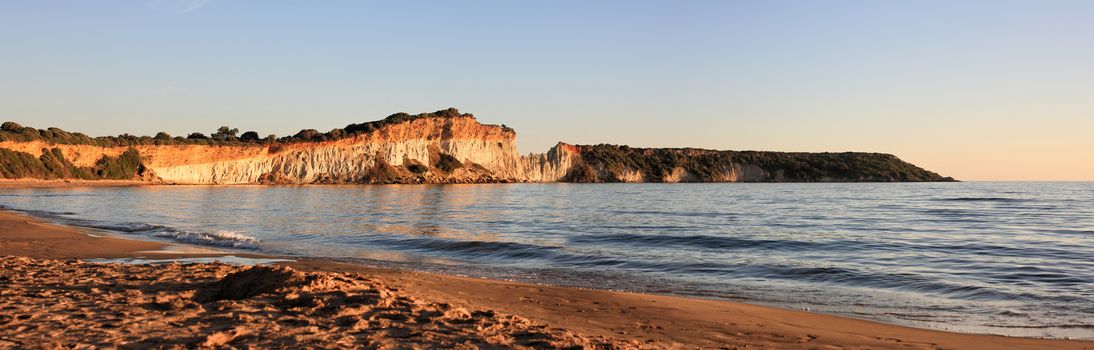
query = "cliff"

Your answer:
(0, 109), (954, 184)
